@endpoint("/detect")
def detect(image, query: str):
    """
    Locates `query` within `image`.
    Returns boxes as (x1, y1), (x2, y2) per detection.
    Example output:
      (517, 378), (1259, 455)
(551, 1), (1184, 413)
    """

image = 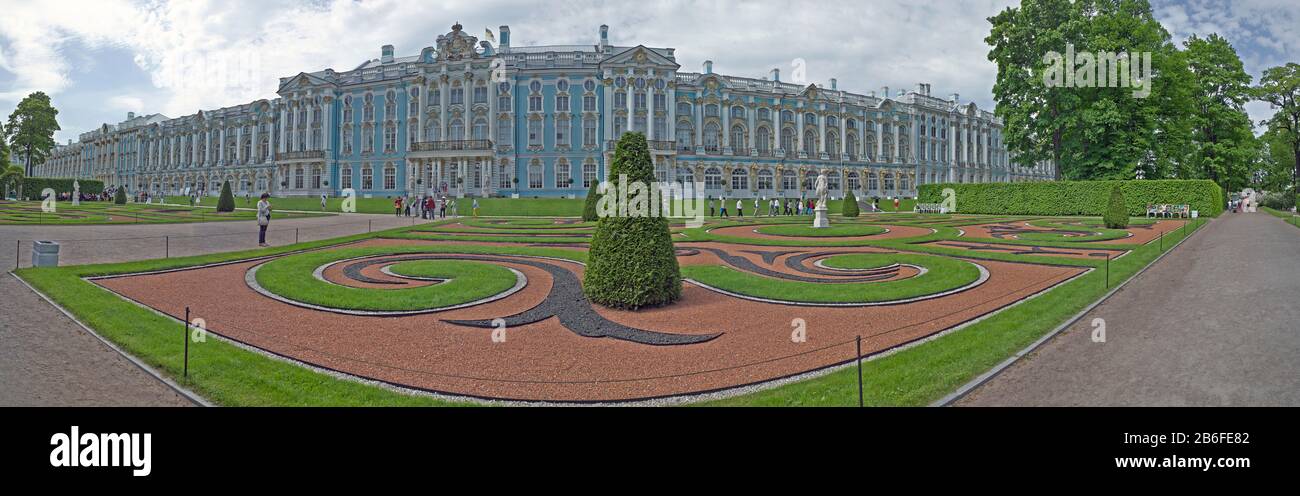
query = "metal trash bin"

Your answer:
(32, 240), (60, 267)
